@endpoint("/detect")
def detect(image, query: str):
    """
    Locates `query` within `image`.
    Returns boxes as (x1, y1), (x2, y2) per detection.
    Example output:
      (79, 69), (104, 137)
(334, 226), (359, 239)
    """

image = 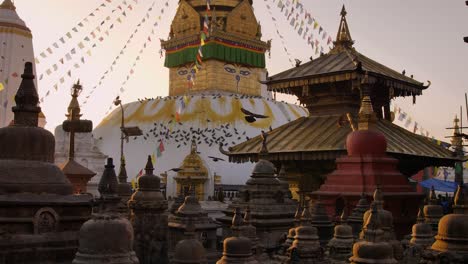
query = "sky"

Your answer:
(9, 0), (468, 140)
